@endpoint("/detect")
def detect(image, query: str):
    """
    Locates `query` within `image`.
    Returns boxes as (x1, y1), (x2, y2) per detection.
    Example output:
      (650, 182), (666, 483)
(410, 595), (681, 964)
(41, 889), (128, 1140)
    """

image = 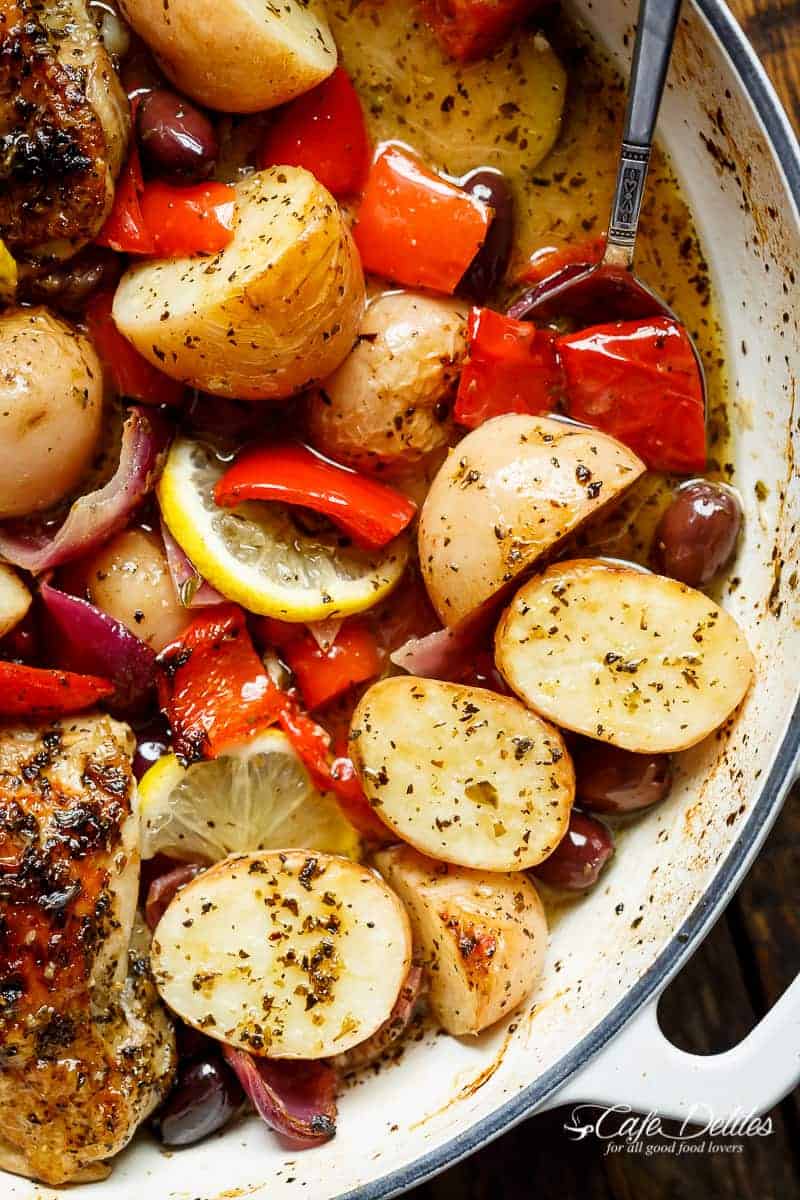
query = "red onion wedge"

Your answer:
(390, 625), (481, 680)
(330, 966), (426, 1075)
(145, 863), (204, 931)
(222, 1048), (338, 1149)
(161, 519), (224, 608)
(306, 617), (344, 653)
(0, 408), (170, 573)
(40, 580), (156, 712)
